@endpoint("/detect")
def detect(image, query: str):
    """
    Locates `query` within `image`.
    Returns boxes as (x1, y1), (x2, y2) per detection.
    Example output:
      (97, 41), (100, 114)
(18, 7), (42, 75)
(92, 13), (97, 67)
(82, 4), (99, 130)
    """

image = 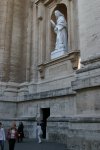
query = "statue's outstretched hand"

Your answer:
(50, 20), (55, 28)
